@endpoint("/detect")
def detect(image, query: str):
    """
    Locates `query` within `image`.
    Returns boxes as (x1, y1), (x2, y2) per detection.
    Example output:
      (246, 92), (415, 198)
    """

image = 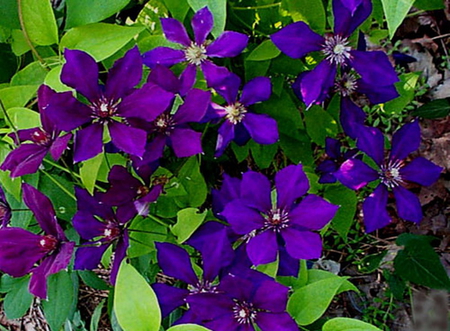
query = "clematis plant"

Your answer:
(335, 121), (443, 232)
(0, 184), (74, 299)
